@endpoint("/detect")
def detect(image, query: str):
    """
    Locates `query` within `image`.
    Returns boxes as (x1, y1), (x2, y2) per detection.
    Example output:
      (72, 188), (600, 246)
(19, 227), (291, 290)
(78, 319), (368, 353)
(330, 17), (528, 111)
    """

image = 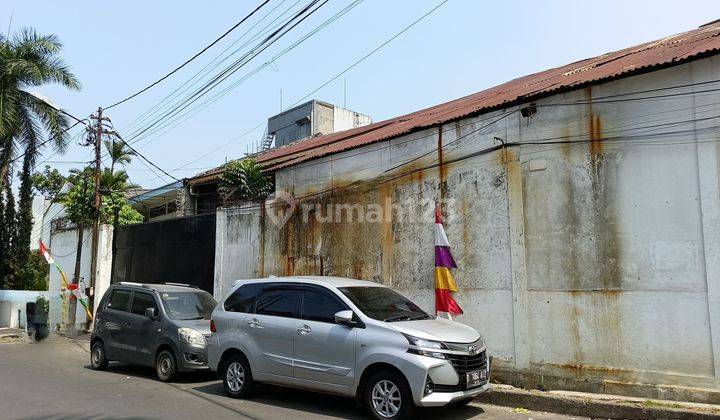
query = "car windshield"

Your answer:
(160, 291), (217, 320)
(338, 286), (431, 322)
